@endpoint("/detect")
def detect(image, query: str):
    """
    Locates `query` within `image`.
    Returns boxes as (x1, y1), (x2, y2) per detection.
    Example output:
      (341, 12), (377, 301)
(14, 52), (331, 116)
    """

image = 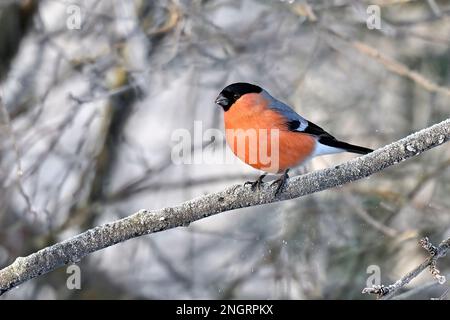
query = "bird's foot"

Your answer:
(244, 174), (267, 191)
(271, 169), (290, 196)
